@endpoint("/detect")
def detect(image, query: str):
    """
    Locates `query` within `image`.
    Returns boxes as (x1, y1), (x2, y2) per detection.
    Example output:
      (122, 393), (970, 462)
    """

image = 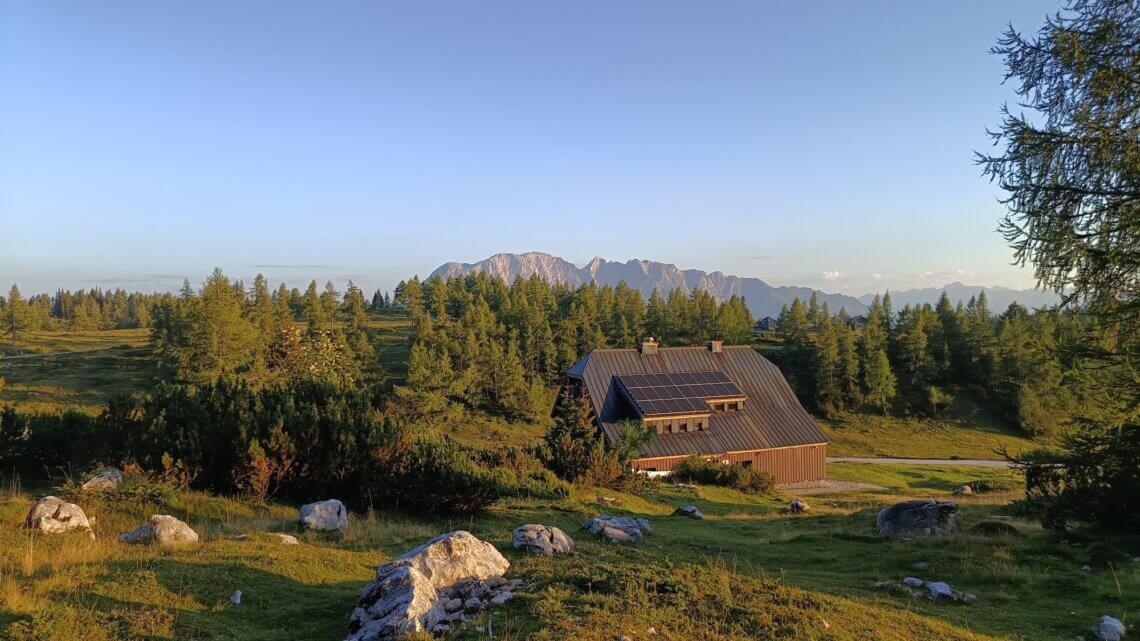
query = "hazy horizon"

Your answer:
(2, 1), (1057, 296)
